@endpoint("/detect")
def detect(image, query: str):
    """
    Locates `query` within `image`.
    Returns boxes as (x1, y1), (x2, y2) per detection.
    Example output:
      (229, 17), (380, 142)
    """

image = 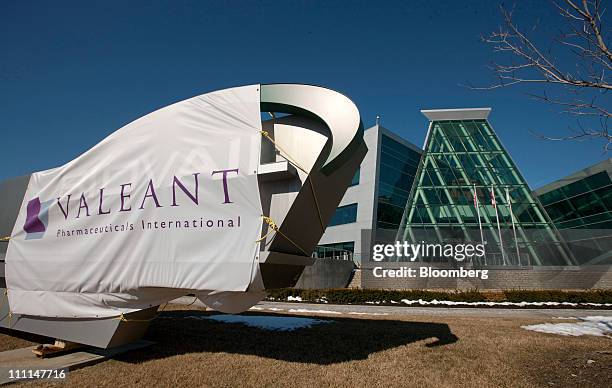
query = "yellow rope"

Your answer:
(307, 180), (325, 231)
(255, 216), (278, 244)
(115, 301), (167, 322)
(116, 312), (157, 323)
(260, 130), (325, 231)
(114, 297), (193, 322)
(0, 236), (10, 241)
(256, 216), (309, 257)
(184, 295), (198, 307)
(157, 301), (169, 315)
(261, 130), (308, 174)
